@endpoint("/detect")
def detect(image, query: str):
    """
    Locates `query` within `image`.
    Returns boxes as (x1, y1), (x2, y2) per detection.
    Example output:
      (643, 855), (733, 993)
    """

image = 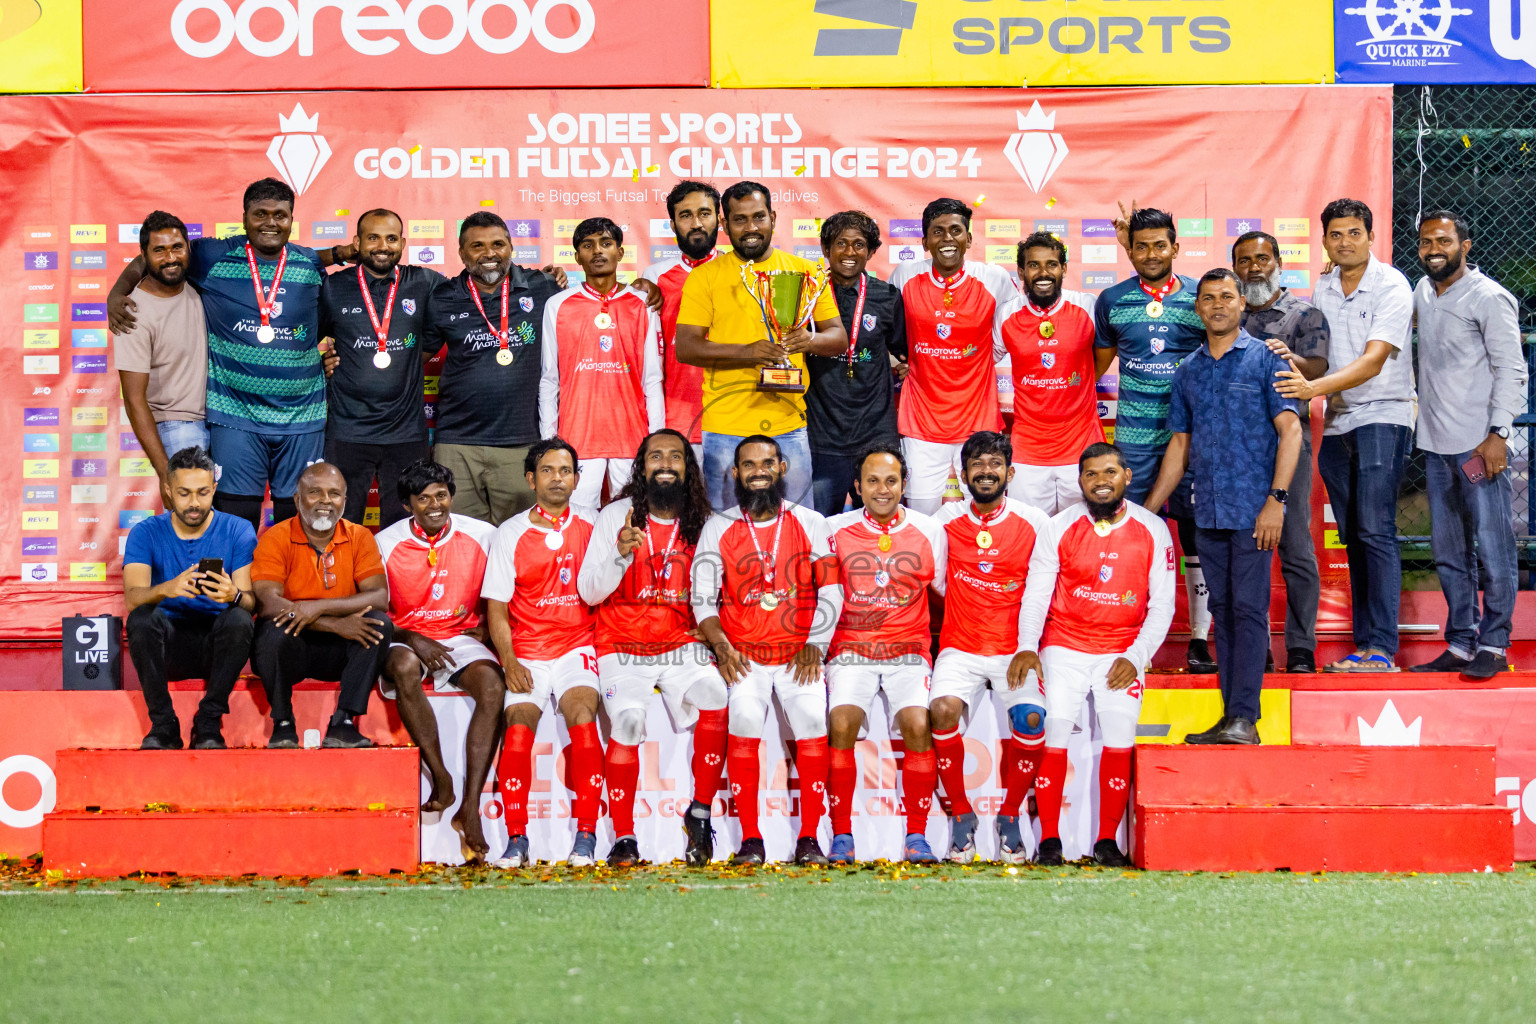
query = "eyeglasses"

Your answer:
(315, 548), (336, 589)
